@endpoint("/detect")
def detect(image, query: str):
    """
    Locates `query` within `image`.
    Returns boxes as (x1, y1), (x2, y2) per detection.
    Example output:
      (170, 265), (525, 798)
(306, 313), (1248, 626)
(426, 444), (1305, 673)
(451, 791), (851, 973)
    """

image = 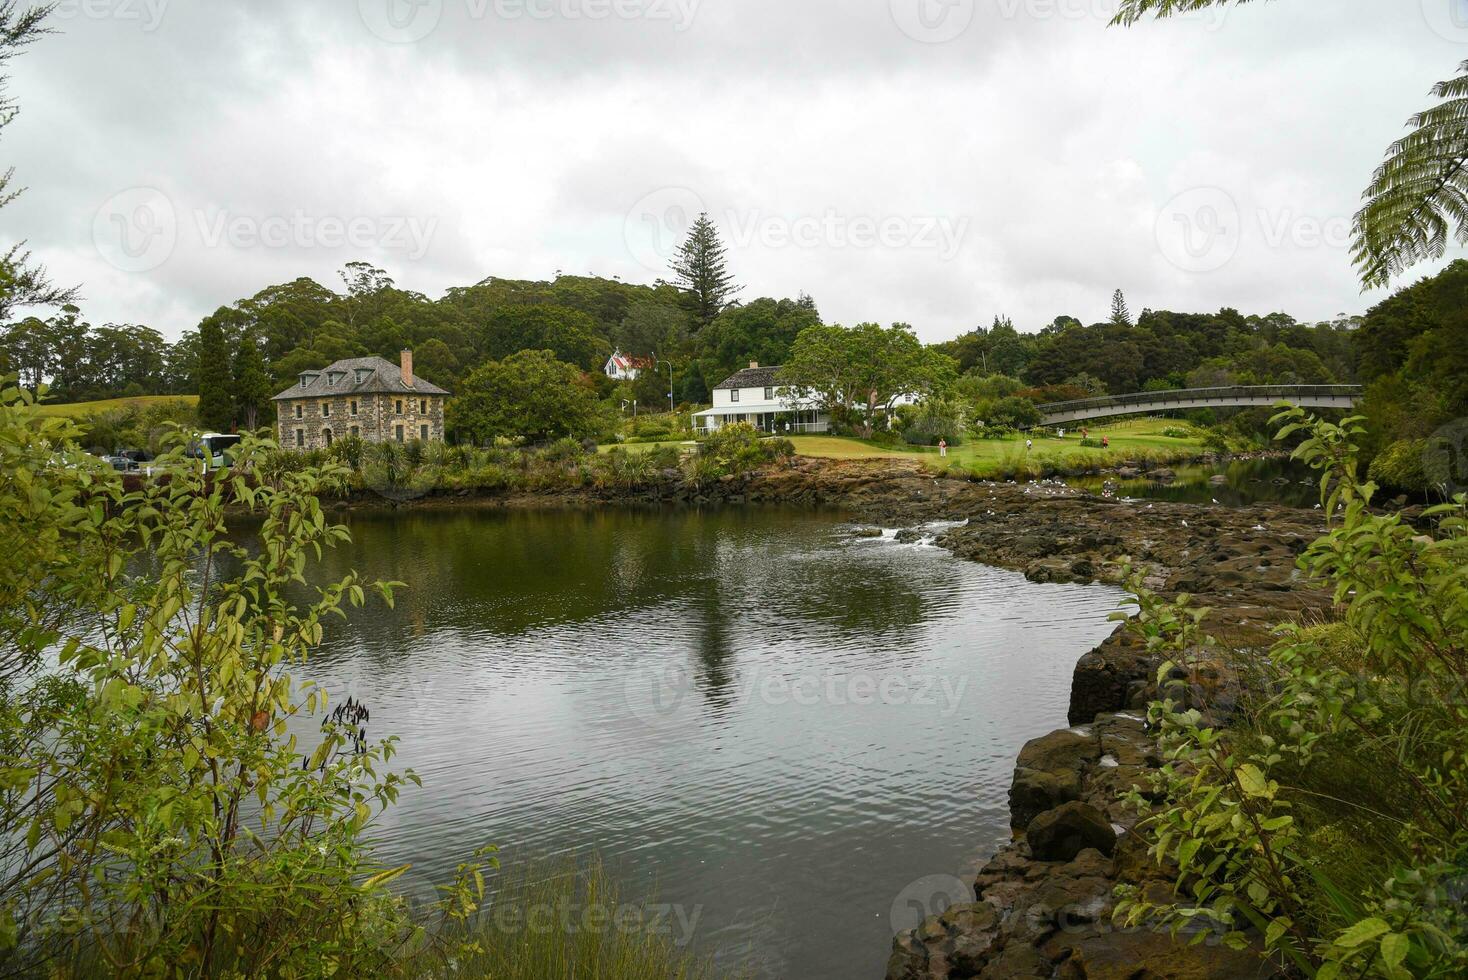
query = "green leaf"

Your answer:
(1379, 932), (1409, 969)
(1335, 917), (1390, 948)
(1235, 764), (1270, 798)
